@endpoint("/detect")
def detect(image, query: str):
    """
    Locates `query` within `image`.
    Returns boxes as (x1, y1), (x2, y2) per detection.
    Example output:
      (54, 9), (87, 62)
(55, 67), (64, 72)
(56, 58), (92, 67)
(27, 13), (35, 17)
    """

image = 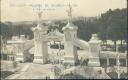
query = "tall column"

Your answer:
(62, 22), (78, 66)
(32, 29), (48, 64)
(88, 34), (101, 67)
(32, 22), (49, 64)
